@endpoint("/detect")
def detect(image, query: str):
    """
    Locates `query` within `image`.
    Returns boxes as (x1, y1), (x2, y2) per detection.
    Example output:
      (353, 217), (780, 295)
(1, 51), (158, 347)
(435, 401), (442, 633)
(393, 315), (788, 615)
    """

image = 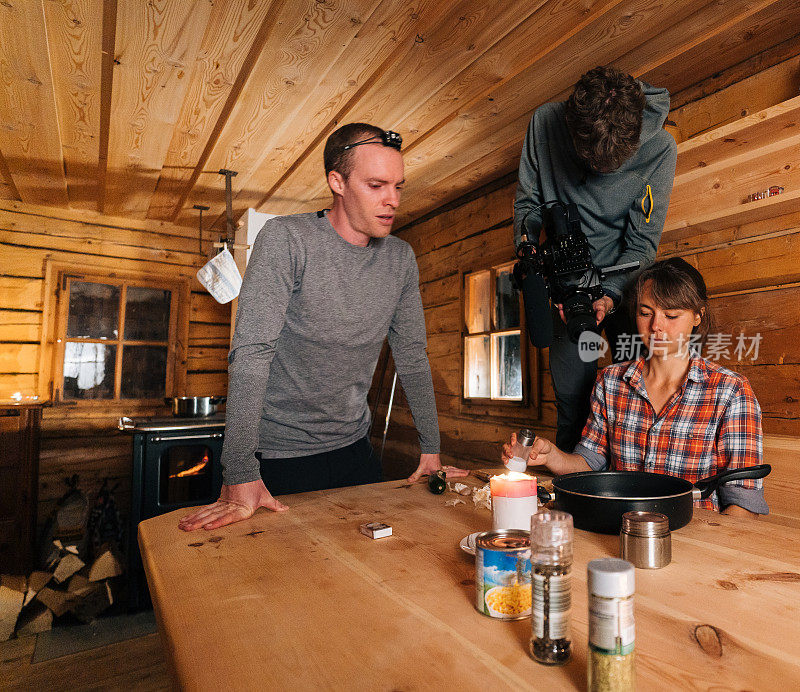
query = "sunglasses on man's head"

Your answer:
(342, 130), (402, 151)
